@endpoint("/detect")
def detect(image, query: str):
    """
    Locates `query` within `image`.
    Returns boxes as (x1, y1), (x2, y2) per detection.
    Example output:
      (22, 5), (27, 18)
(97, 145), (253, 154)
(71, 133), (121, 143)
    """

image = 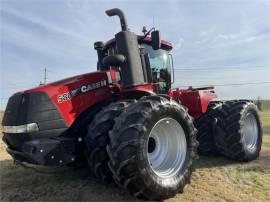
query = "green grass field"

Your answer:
(260, 100), (270, 133)
(0, 100), (269, 201)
